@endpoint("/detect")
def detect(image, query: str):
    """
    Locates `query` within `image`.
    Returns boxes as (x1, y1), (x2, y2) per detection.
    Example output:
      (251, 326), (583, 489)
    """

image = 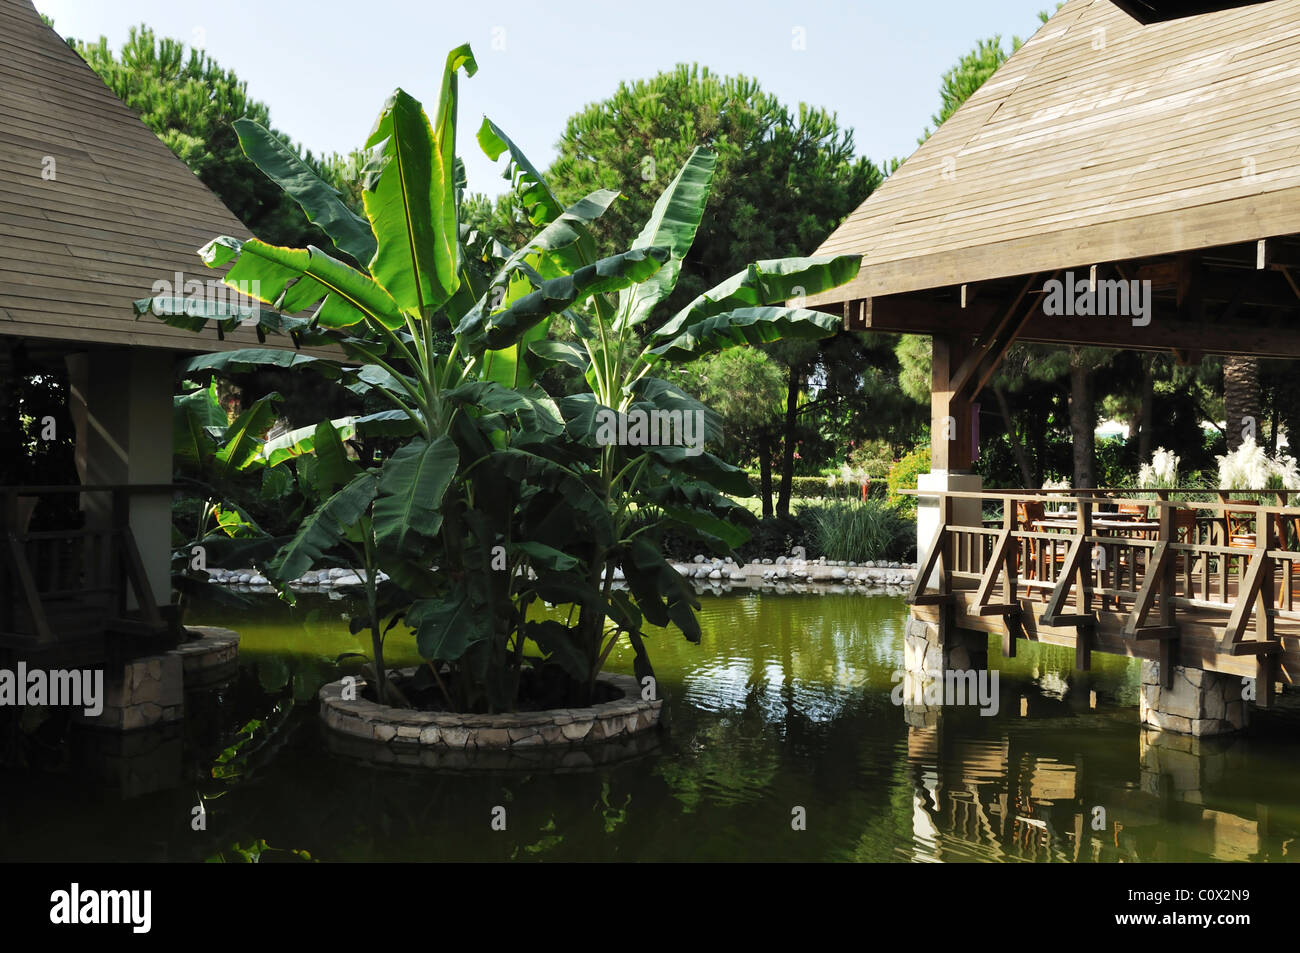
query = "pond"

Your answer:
(3, 589), (1300, 862)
